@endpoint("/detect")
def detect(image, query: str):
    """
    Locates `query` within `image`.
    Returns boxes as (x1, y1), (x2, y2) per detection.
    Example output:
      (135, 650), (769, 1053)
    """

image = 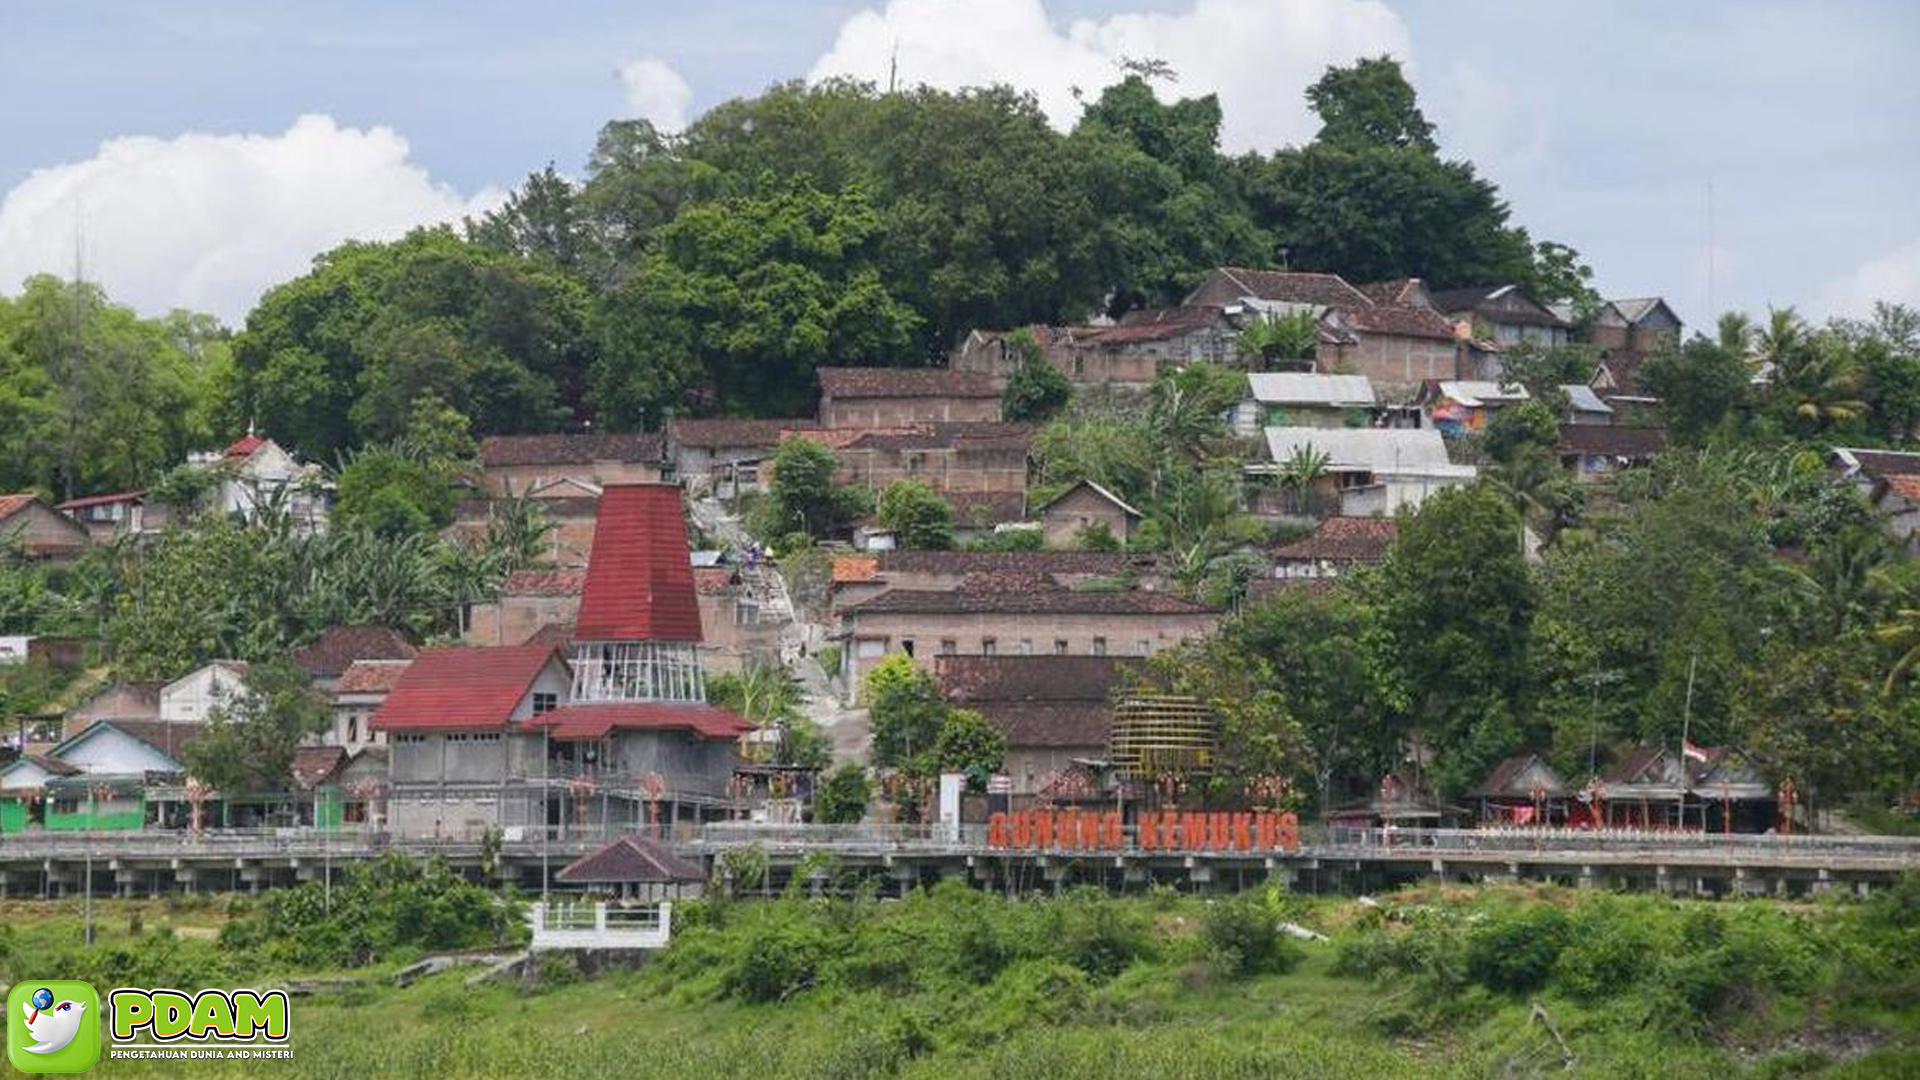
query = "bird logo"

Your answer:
(21, 995), (86, 1056)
